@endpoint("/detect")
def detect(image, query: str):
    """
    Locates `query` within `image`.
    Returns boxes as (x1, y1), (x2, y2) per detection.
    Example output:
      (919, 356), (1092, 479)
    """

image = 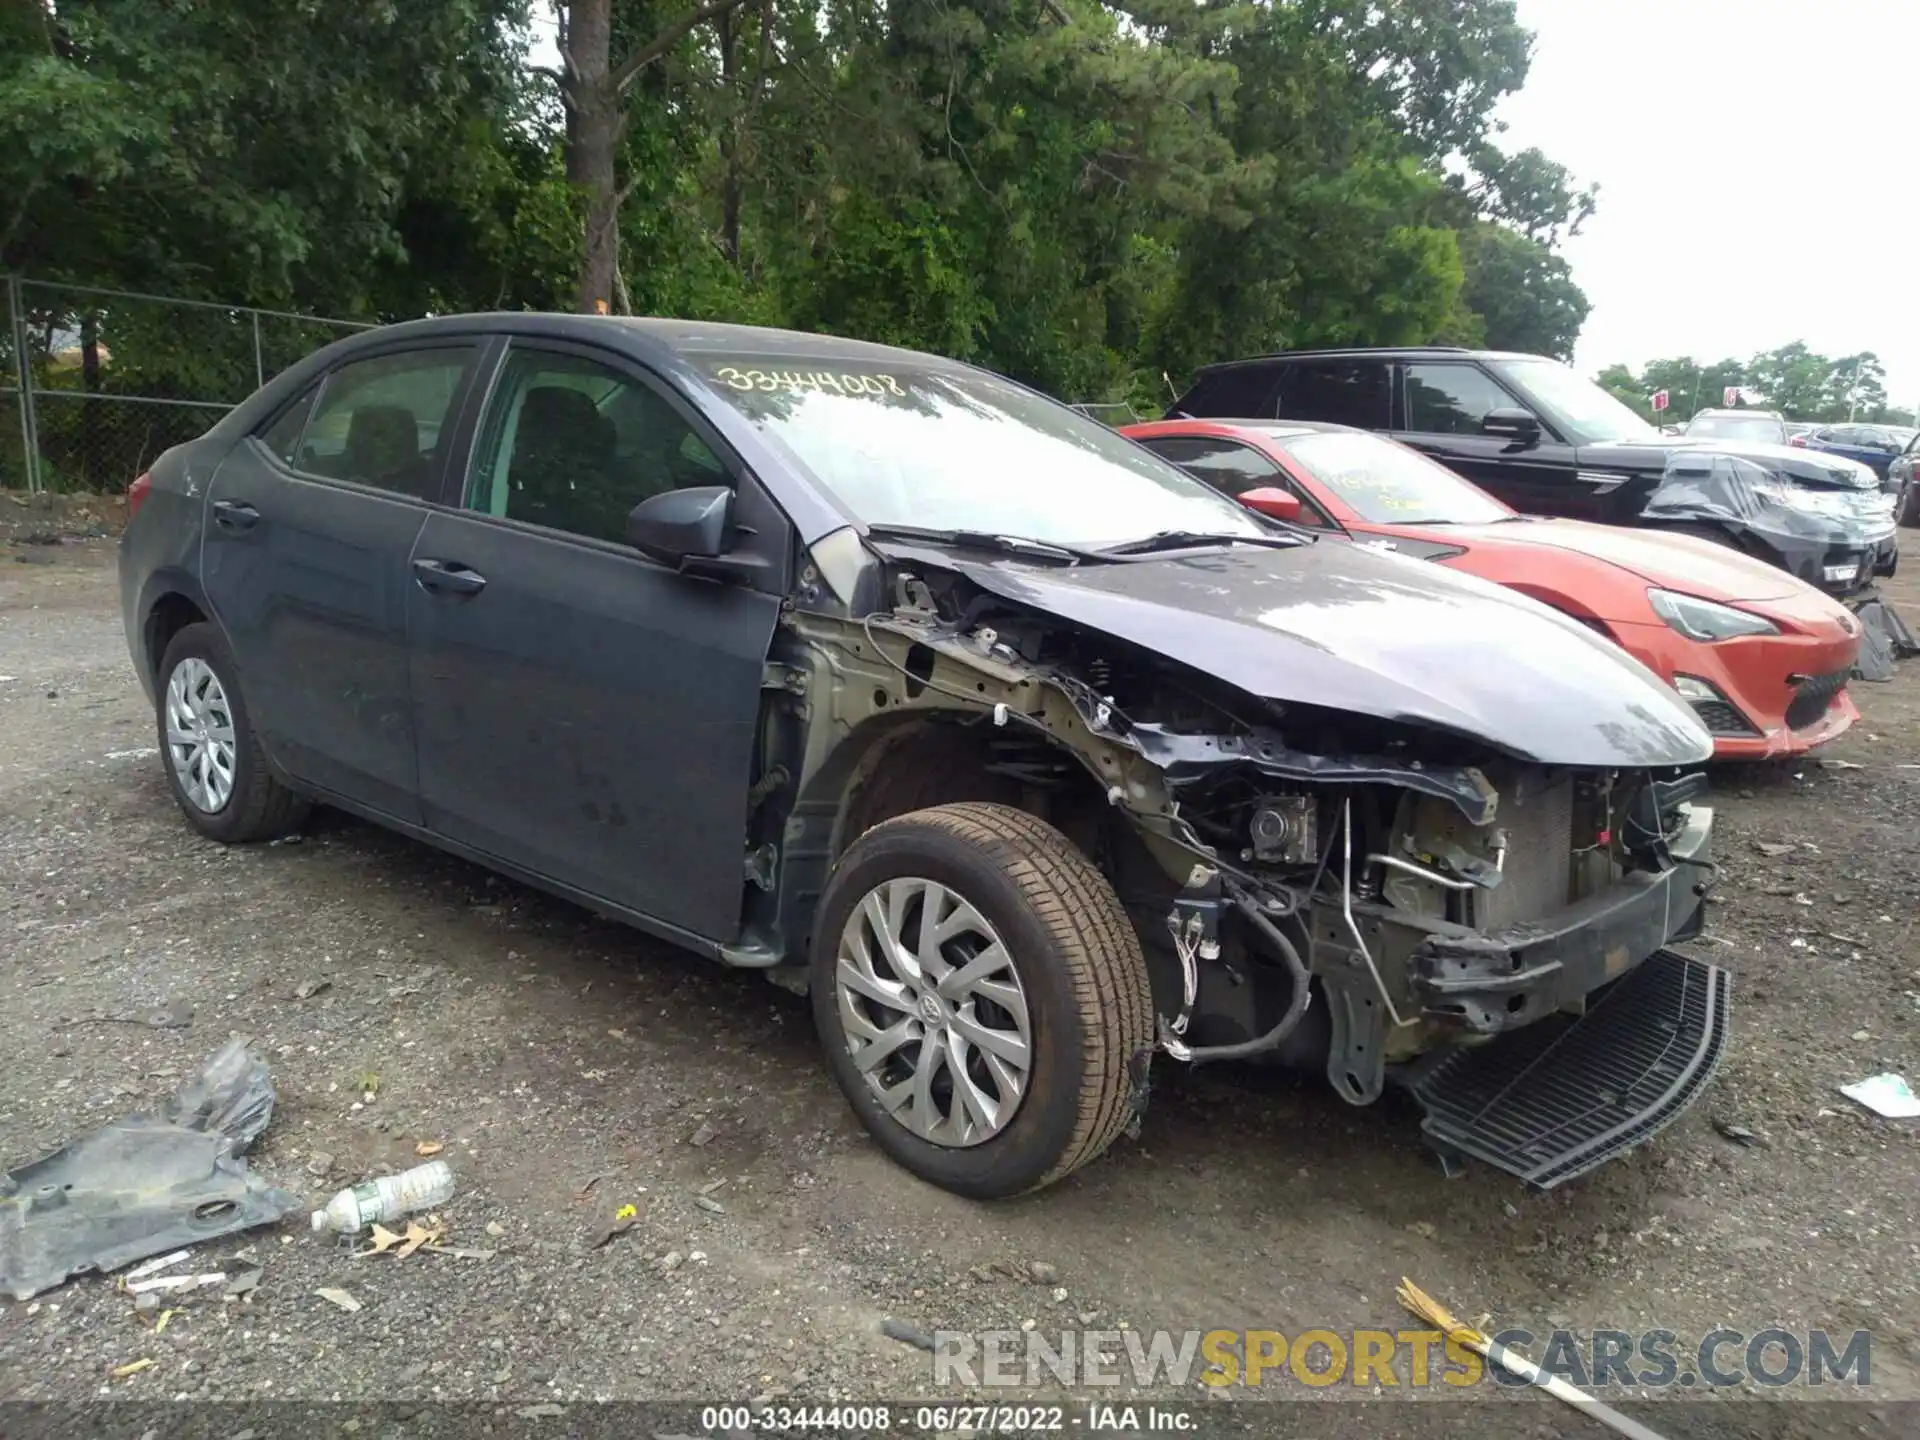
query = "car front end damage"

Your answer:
(1637, 446), (1897, 596)
(756, 537), (1728, 1188)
